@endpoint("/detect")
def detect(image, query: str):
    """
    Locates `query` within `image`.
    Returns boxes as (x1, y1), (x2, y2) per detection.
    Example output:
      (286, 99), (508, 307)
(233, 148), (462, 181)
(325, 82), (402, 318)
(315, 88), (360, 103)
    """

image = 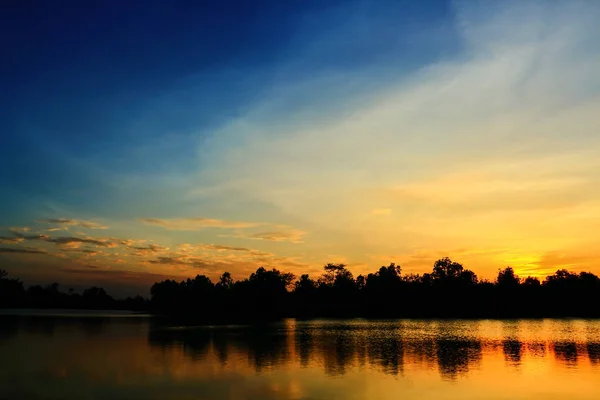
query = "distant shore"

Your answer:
(3, 259), (600, 321)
